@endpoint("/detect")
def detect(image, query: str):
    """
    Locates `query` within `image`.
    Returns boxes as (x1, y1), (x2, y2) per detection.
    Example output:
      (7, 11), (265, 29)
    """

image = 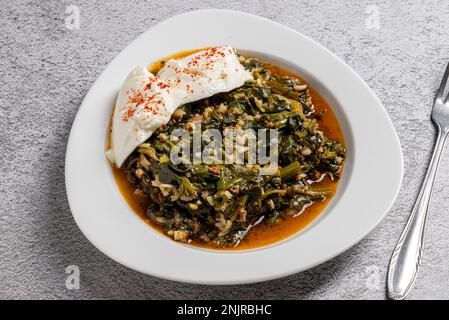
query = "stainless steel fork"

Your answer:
(387, 63), (449, 300)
